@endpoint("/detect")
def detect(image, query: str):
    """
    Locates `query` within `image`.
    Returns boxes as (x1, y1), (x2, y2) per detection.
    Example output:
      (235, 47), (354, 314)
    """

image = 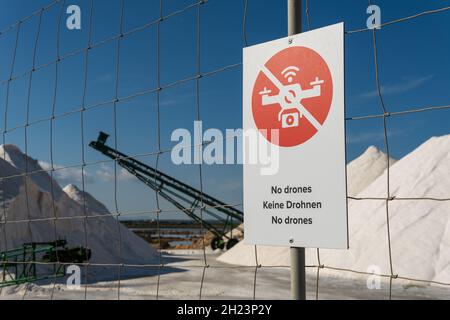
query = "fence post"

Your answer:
(288, 0), (307, 301)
